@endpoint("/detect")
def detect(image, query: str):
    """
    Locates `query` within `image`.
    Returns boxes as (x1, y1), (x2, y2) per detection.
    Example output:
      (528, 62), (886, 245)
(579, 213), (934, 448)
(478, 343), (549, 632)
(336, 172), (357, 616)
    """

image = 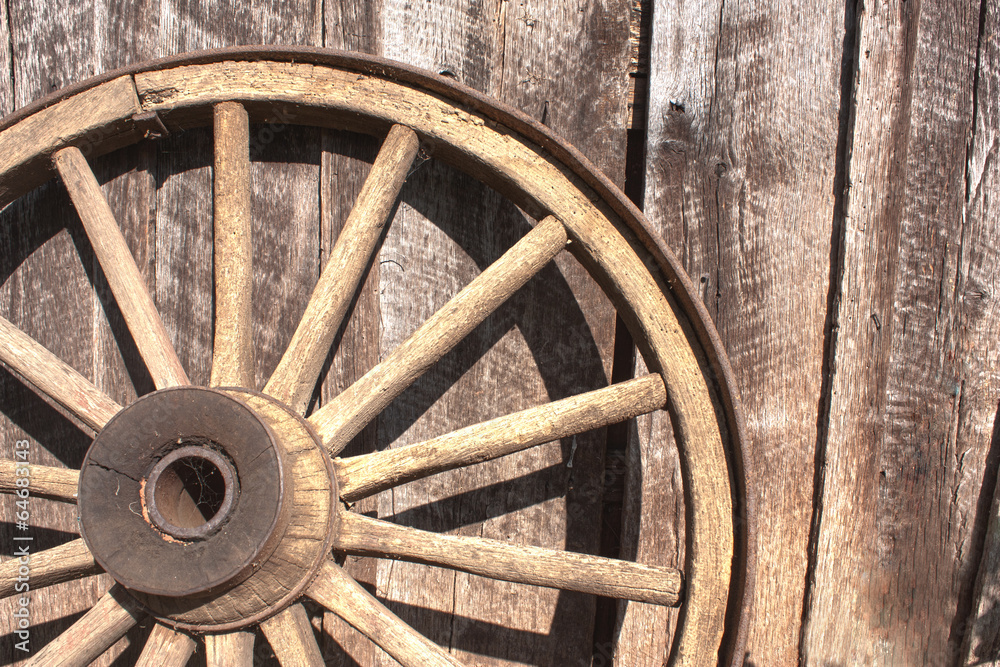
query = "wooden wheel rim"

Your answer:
(0, 47), (754, 666)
